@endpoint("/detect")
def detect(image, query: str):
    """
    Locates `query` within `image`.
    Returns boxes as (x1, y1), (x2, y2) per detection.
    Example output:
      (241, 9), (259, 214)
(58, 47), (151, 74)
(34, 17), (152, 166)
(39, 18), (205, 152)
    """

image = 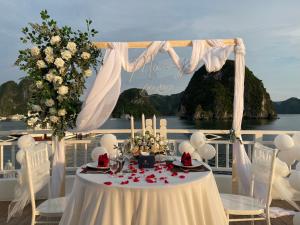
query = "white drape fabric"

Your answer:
(8, 143), (50, 221)
(51, 136), (65, 198)
(59, 168), (228, 225)
(76, 39), (237, 132)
